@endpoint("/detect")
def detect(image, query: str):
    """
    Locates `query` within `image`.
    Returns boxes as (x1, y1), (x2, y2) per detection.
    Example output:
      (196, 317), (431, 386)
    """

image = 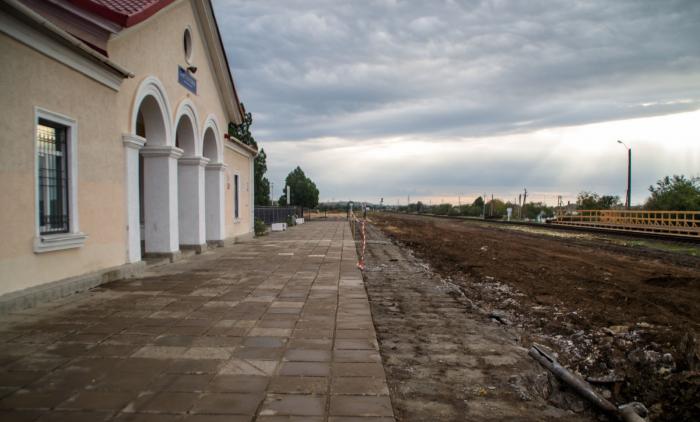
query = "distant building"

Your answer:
(0, 0), (256, 309)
